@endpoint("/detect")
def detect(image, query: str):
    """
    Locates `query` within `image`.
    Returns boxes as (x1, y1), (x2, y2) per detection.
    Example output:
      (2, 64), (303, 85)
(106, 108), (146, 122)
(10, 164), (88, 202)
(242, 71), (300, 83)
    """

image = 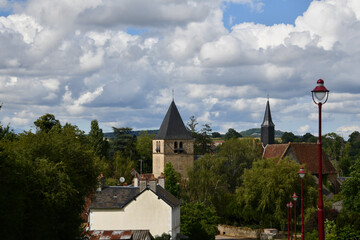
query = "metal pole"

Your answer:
(294, 200), (297, 240)
(318, 103), (325, 240)
(301, 178), (304, 240)
(288, 205), (290, 240)
(290, 204), (293, 240)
